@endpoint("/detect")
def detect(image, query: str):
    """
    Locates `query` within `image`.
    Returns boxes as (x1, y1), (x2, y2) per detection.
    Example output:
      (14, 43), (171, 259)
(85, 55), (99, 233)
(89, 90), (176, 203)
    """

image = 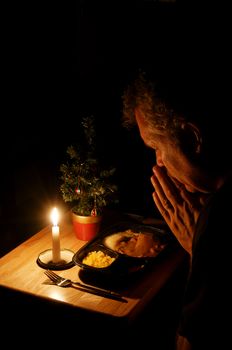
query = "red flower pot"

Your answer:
(72, 212), (102, 241)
